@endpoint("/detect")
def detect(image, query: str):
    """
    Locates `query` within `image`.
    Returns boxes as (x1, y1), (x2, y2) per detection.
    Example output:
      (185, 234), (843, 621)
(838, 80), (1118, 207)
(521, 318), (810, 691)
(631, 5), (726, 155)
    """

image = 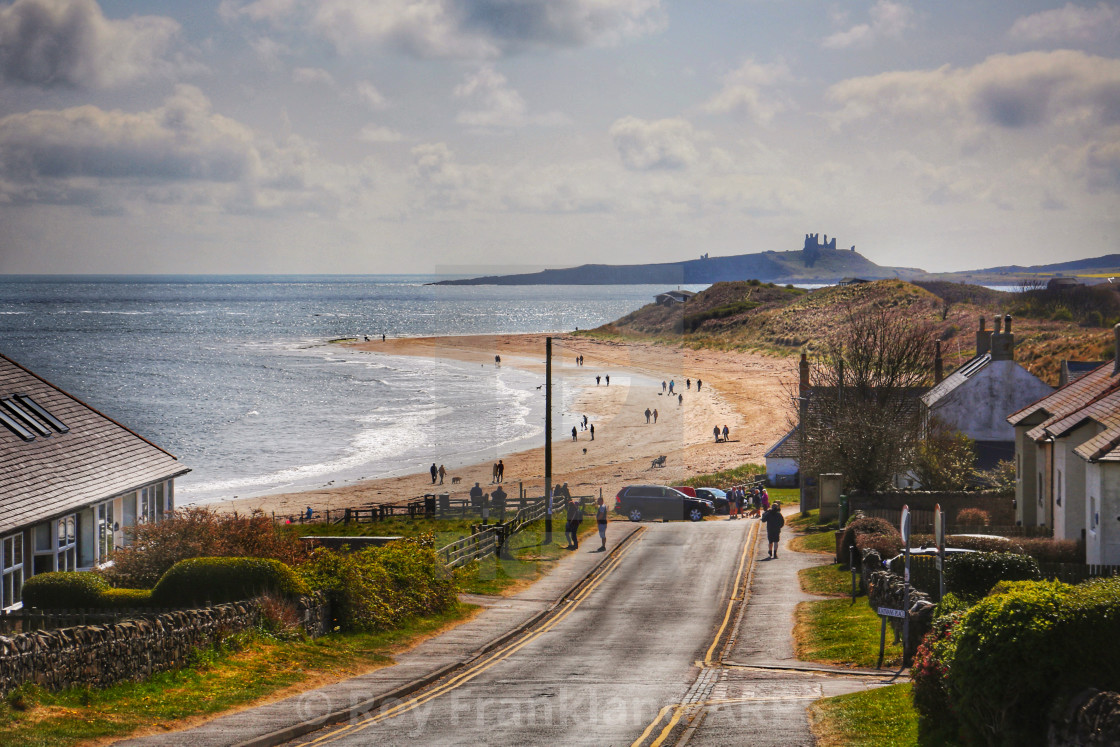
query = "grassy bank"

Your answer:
(809, 684), (919, 747)
(0, 605), (477, 747)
